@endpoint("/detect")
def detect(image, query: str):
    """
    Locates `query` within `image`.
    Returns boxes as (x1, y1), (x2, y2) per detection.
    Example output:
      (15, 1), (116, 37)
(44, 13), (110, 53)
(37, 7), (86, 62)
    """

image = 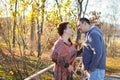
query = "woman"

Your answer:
(51, 22), (79, 80)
